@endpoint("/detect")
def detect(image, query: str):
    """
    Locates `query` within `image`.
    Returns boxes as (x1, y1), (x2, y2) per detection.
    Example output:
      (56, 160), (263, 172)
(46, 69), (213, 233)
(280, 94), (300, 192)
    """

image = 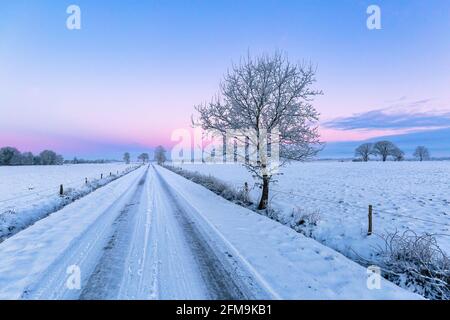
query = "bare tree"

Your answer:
(39, 150), (63, 165)
(33, 155), (41, 165)
(0, 147), (21, 166)
(193, 52), (322, 209)
(154, 146), (167, 165)
(391, 146), (405, 161)
(138, 153), (149, 164)
(21, 152), (34, 165)
(372, 141), (398, 162)
(55, 154), (64, 165)
(123, 152), (131, 164)
(355, 143), (373, 162)
(10, 152), (23, 165)
(413, 146), (430, 161)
